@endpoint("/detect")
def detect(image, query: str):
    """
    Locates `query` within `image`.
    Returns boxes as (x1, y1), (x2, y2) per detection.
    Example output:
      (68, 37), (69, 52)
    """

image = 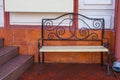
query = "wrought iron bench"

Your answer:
(38, 13), (110, 75)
